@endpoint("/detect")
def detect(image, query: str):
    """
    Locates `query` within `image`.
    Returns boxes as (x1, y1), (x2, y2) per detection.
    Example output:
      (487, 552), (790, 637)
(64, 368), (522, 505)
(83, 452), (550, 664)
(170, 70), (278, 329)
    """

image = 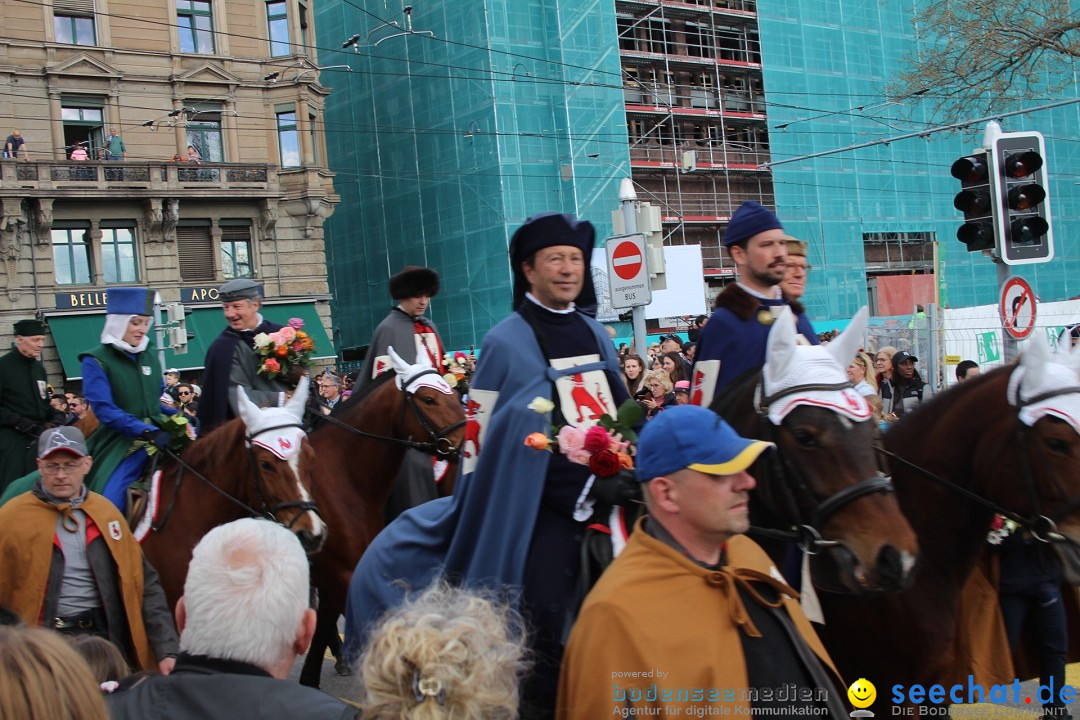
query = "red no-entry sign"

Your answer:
(611, 241), (643, 280)
(605, 233), (651, 309)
